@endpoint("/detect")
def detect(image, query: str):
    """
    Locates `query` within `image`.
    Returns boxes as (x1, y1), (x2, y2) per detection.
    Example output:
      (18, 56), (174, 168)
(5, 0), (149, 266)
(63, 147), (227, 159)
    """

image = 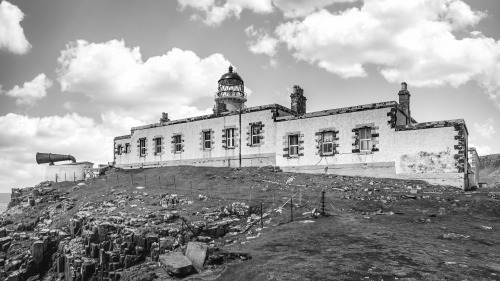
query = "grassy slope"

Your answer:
(7, 166), (500, 281)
